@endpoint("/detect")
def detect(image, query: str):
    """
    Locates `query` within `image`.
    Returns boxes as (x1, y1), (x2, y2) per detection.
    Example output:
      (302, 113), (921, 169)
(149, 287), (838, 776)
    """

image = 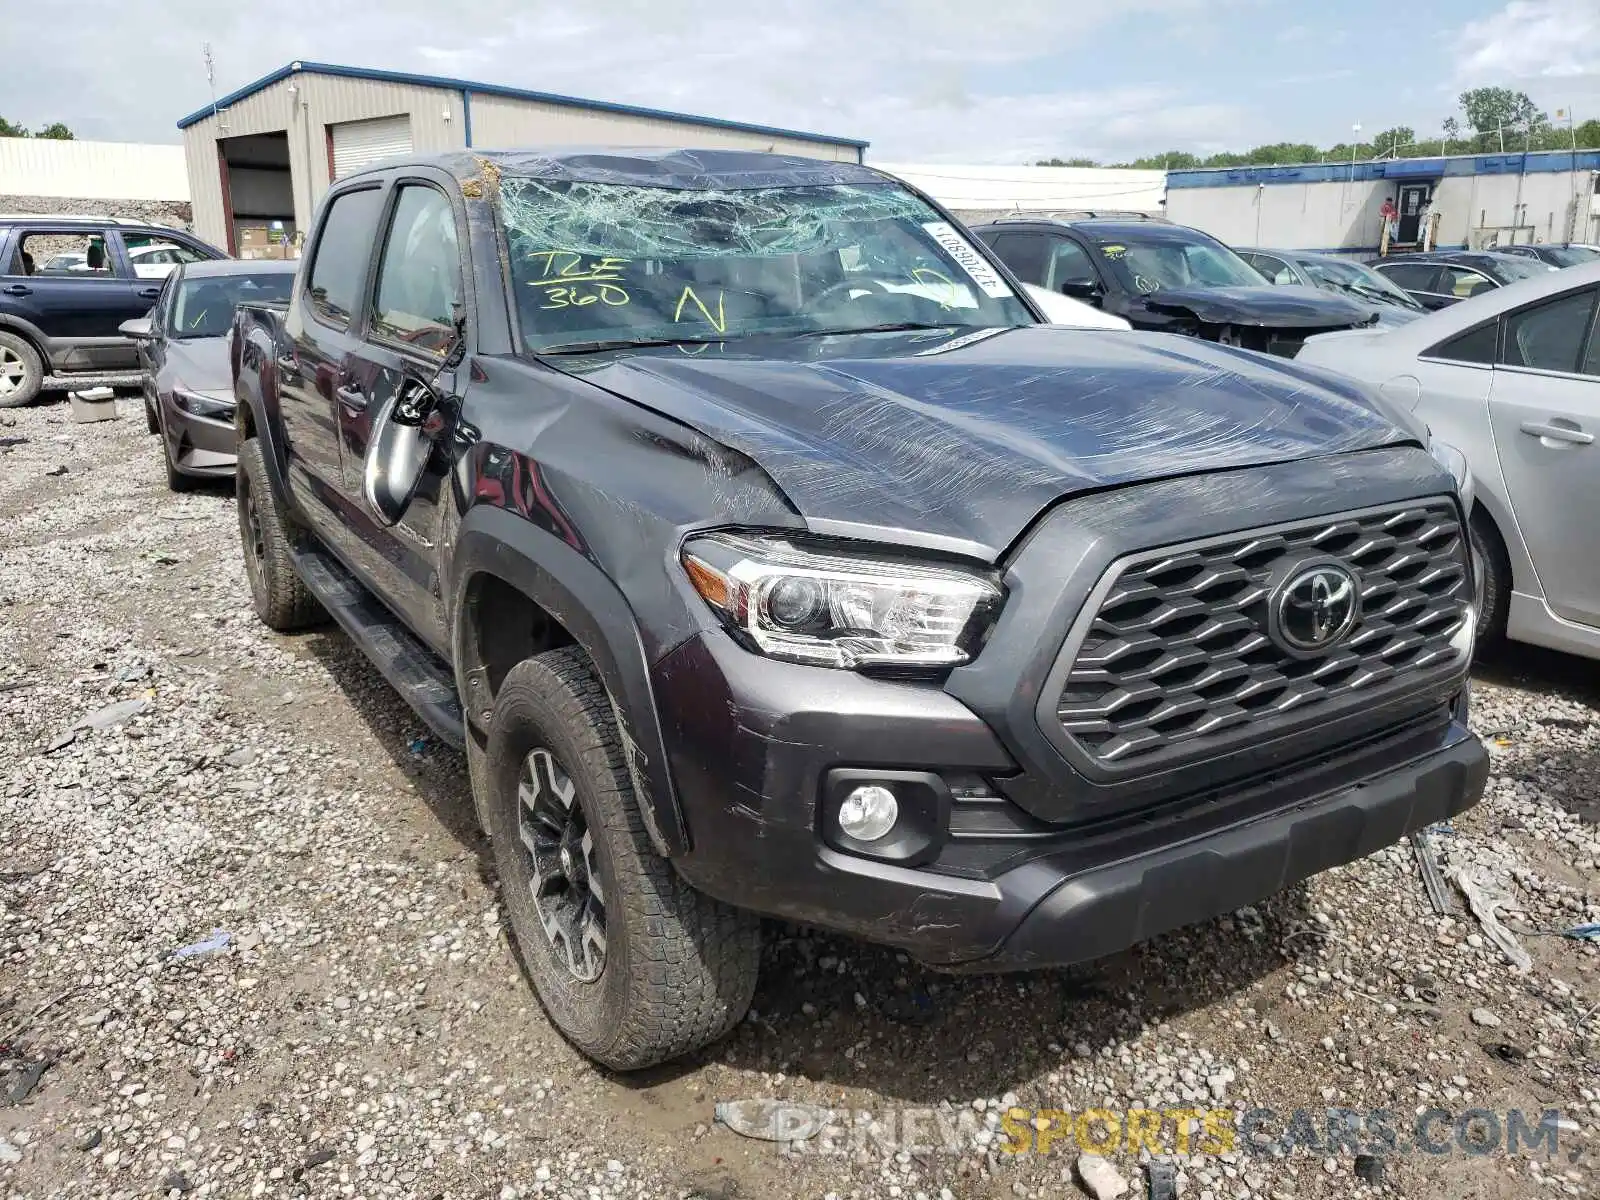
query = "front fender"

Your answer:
(452, 504), (688, 856)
